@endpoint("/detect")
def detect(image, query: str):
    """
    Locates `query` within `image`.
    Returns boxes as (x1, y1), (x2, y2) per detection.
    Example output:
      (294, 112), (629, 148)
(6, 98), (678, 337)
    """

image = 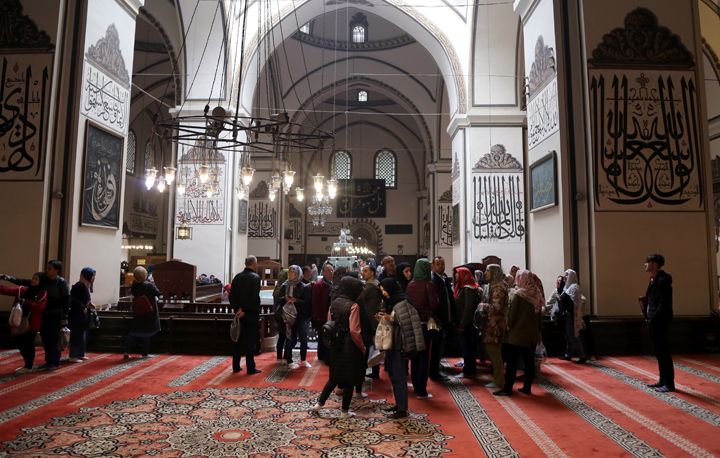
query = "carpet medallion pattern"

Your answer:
(0, 386), (452, 457)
